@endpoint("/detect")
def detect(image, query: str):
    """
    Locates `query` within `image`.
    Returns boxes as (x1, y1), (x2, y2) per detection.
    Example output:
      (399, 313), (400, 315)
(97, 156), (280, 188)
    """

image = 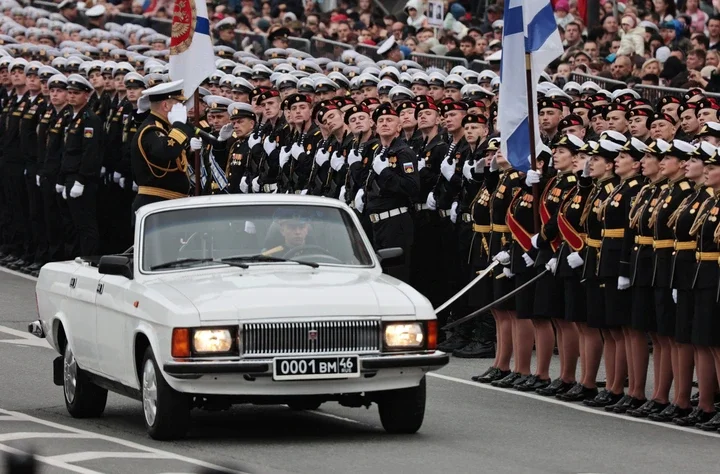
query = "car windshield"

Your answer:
(141, 204), (374, 272)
